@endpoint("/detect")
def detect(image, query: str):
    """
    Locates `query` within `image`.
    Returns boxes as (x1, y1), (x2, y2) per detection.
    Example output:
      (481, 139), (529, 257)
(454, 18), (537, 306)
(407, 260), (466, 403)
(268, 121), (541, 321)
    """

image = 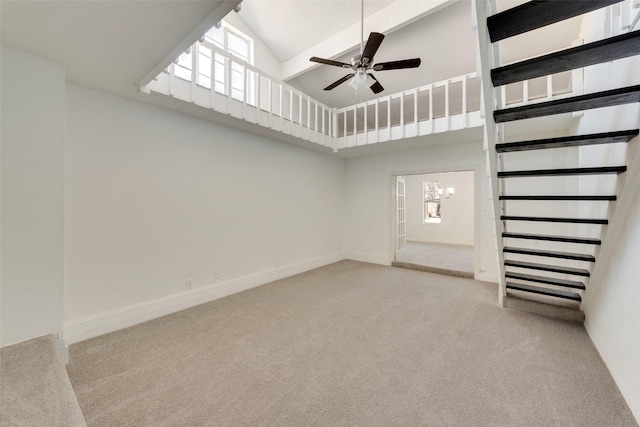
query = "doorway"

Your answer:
(393, 171), (475, 278)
